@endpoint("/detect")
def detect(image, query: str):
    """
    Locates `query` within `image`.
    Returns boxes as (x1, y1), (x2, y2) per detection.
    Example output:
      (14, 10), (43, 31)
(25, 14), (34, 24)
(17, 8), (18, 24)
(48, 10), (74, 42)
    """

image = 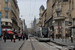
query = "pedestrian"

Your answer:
(58, 34), (60, 39)
(18, 33), (21, 41)
(10, 35), (13, 42)
(25, 32), (28, 40)
(22, 34), (25, 40)
(13, 35), (16, 42)
(56, 34), (58, 39)
(65, 33), (69, 39)
(59, 33), (61, 39)
(52, 32), (54, 40)
(4, 31), (7, 42)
